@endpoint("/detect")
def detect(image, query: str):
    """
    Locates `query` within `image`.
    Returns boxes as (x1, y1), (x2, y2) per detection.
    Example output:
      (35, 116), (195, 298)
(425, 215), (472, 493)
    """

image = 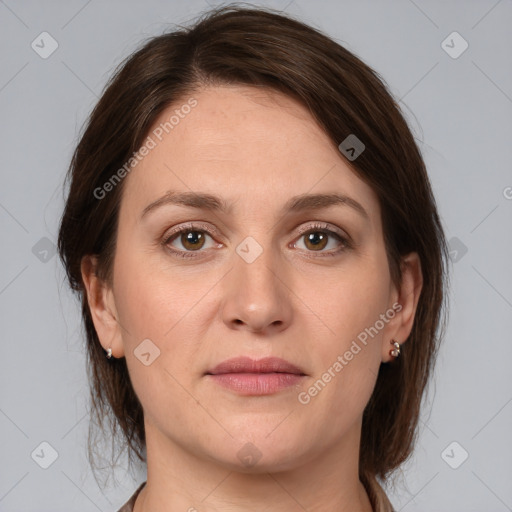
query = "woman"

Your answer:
(58, 5), (449, 511)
